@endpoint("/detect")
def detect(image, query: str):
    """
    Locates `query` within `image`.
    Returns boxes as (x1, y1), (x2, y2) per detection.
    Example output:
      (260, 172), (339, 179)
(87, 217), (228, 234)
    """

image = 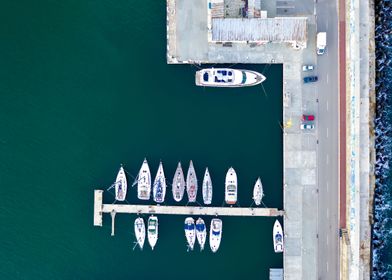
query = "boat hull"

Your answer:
(195, 68), (266, 87)
(196, 218), (207, 251)
(184, 217), (196, 251)
(172, 162), (185, 202)
(202, 168), (213, 205)
(134, 217), (146, 250)
(153, 162), (166, 203)
(273, 220), (284, 253)
(225, 167), (237, 204)
(186, 161), (198, 202)
(209, 218), (222, 253)
(148, 216), (158, 250)
(253, 177), (263, 206)
(137, 159), (151, 200)
(115, 166), (127, 201)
